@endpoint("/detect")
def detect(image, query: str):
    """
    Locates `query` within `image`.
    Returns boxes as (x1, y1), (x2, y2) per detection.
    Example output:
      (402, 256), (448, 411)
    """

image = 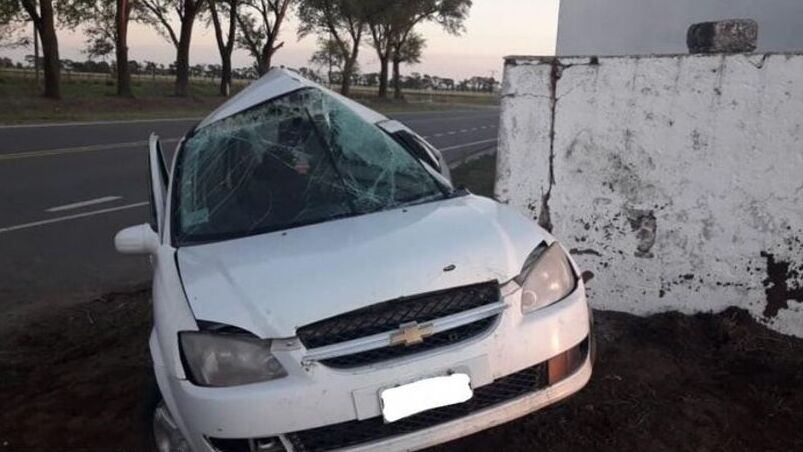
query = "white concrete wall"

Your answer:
(557, 0), (803, 56)
(496, 53), (803, 336)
